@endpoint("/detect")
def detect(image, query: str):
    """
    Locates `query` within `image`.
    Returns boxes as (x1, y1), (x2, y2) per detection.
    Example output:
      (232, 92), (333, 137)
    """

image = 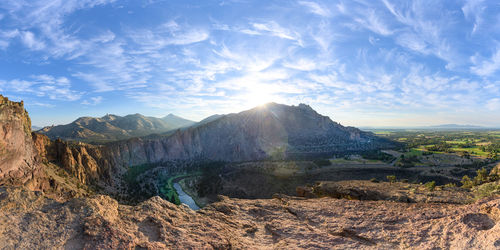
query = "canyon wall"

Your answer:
(0, 95), (39, 186)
